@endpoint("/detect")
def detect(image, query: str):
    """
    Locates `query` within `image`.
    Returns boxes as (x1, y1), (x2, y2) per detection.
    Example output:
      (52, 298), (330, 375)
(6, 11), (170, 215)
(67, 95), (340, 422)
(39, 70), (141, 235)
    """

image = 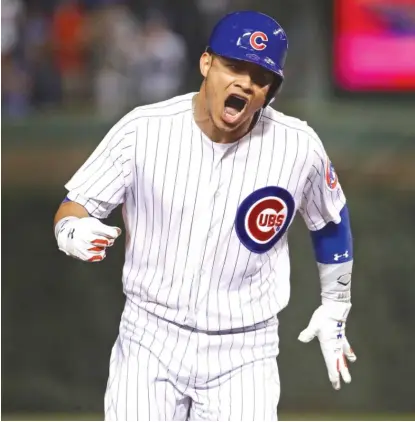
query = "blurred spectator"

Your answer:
(89, 1), (142, 118)
(132, 0), (204, 81)
(130, 11), (187, 105)
(1, 0), (30, 118)
(1, 55), (31, 118)
(0, 0), (234, 118)
(195, 0), (231, 39)
(2, 0), (24, 55)
(51, 0), (87, 105)
(23, 5), (62, 109)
